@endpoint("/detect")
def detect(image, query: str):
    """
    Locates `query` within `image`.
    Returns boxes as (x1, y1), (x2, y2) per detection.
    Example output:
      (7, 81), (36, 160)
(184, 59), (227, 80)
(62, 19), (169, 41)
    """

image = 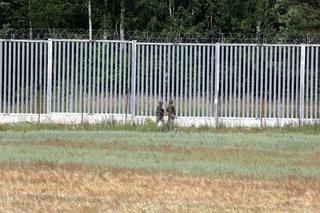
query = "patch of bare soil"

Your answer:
(0, 164), (319, 213)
